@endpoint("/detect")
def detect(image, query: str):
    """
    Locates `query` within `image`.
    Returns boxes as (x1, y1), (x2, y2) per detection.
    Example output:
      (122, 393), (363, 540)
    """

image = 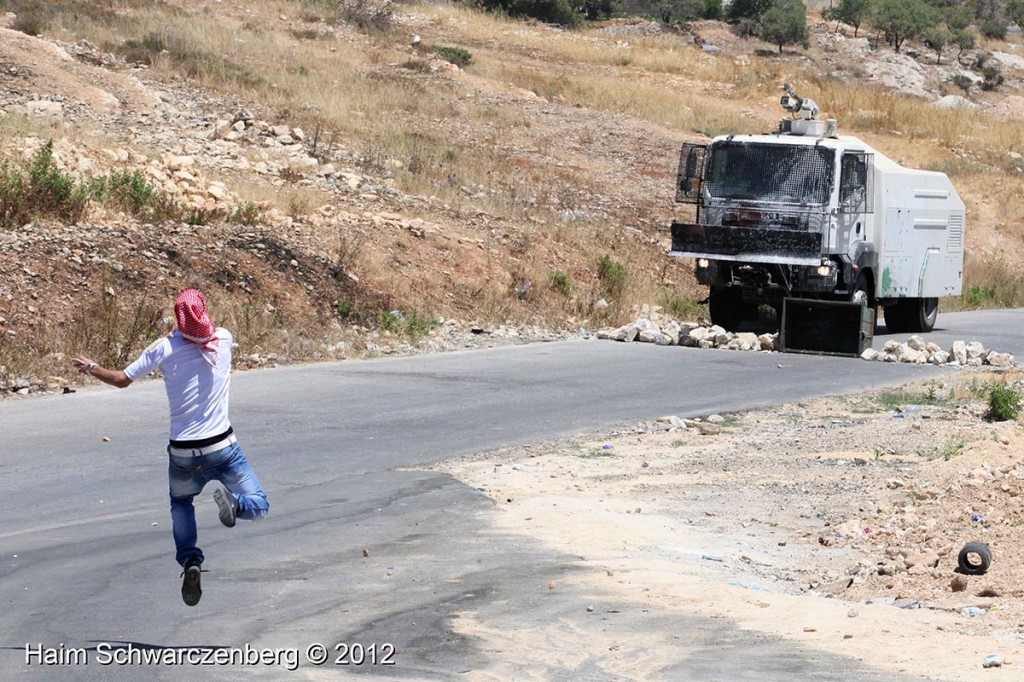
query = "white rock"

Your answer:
(165, 155), (194, 171)
(662, 321), (682, 345)
(952, 340), (967, 365)
(966, 341), (986, 360)
(930, 350), (950, 365)
(206, 182), (228, 200)
(861, 348), (880, 361)
(615, 326), (639, 343)
(758, 333), (777, 351)
(907, 335), (926, 351)
(895, 345), (925, 363)
(26, 100), (63, 124)
(635, 318), (659, 333)
(735, 332), (760, 350)
(931, 95), (975, 110)
(650, 332), (673, 346)
(987, 351), (1014, 368)
(689, 328), (711, 344)
(883, 340), (902, 353)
